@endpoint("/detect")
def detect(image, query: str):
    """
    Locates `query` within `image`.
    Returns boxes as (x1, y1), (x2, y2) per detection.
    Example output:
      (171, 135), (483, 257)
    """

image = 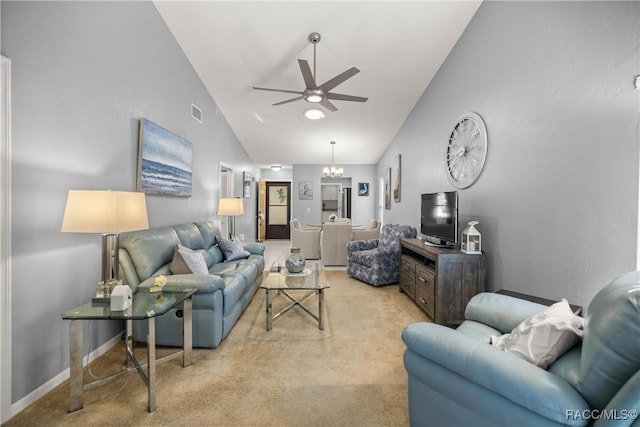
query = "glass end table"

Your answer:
(61, 288), (197, 413)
